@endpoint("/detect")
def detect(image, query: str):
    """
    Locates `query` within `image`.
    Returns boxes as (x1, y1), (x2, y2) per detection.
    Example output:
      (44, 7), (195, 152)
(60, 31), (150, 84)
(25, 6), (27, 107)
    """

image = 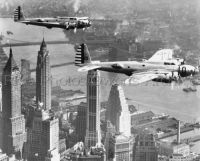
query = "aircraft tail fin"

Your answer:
(74, 44), (91, 66)
(148, 49), (173, 62)
(14, 6), (25, 22)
